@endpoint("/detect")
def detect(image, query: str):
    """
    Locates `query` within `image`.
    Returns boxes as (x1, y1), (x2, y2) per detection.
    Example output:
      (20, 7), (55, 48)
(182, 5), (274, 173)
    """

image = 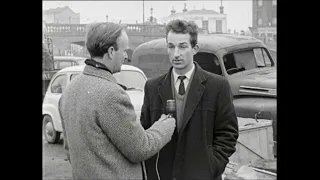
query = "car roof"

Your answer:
(134, 34), (264, 54)
(53, 56), (87, 61)
(57, 64), (145, 74)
